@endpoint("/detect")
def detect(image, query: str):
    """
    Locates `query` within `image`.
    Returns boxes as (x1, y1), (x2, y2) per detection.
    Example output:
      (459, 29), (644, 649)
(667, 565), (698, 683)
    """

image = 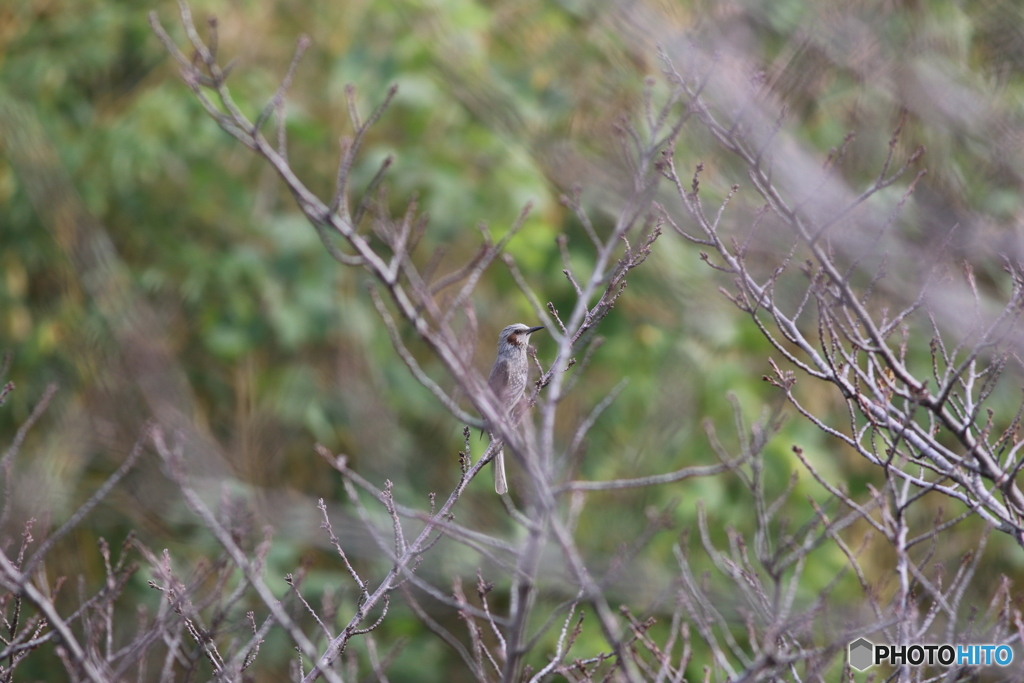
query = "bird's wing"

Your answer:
(487, 357), (512, 407)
